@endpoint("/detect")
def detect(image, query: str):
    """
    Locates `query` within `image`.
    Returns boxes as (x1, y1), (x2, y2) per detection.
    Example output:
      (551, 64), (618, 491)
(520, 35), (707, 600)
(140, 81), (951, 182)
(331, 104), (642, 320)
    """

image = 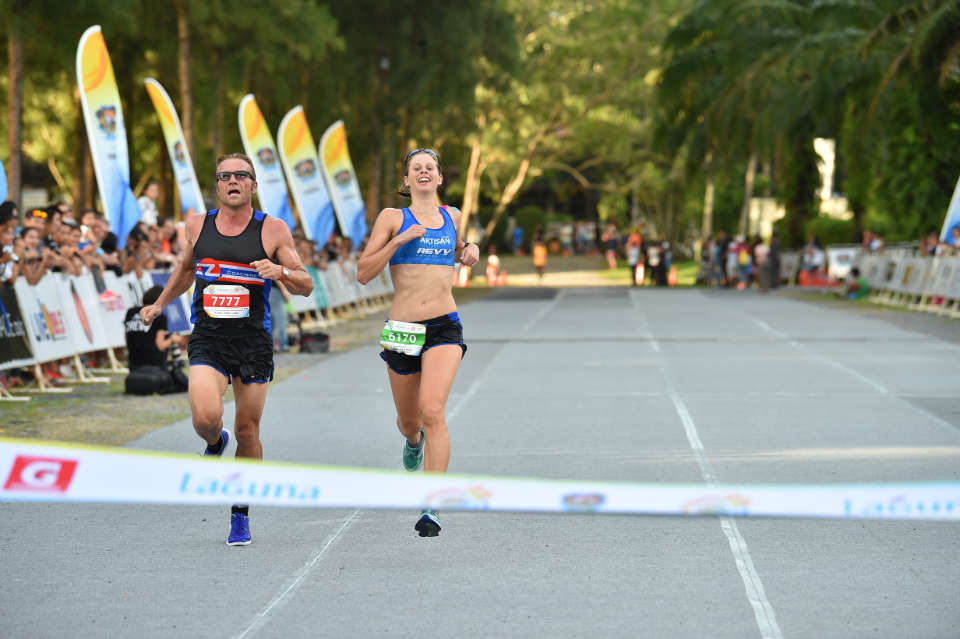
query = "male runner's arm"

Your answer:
(356, 208), (422, 284)
(140, 215), (202, 325)
(448, 207), (480, 267)
(251, 217), (313, 297)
